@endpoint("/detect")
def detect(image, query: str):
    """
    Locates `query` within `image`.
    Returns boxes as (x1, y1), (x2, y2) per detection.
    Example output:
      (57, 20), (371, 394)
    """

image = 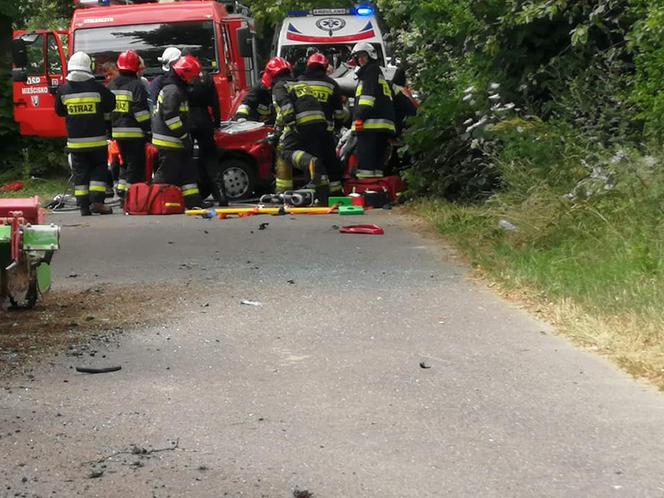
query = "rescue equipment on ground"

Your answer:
(328, 196), (352, 206)
(185, 205), (339, 218)
(343, 176), (405, 203)
(124, 183), (185, 215)
(338, 205), (365, 215)
(362, 189), (390, 208)
(0, 197), (60, 308)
